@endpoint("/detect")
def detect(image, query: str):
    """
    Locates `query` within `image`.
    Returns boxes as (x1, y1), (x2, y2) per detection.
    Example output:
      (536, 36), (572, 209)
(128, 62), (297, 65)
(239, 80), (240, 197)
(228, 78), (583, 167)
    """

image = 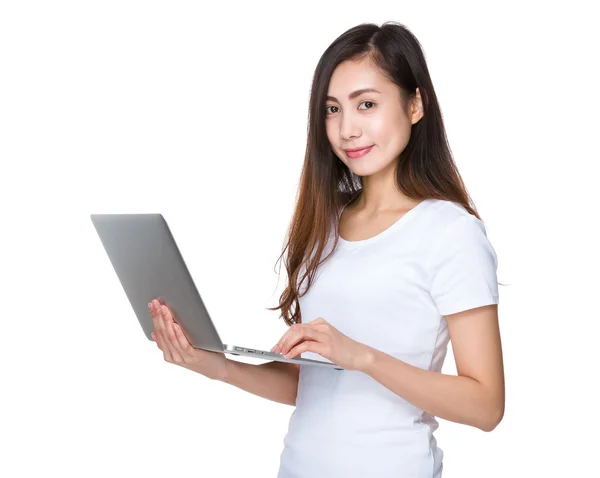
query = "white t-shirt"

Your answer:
(276, 198), (500, 478)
